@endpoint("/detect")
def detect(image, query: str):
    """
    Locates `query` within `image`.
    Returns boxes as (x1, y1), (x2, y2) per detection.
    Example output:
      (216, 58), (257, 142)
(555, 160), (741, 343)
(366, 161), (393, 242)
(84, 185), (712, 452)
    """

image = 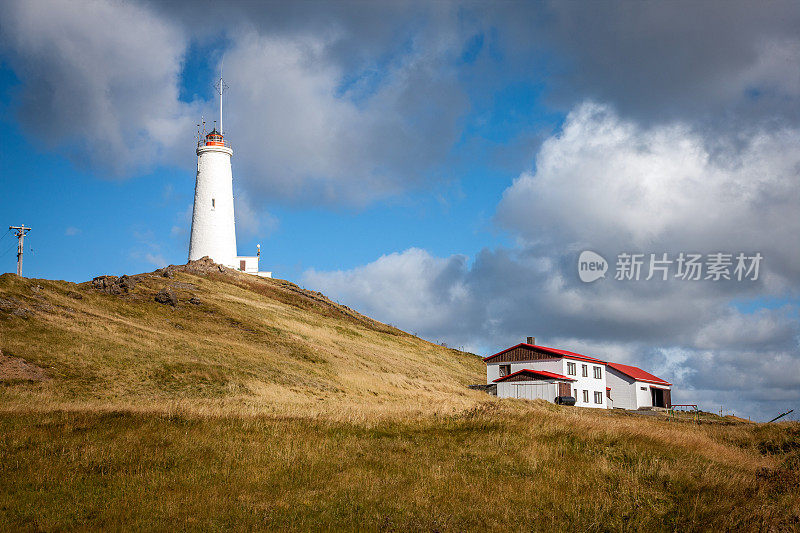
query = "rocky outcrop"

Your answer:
(0, 296), (30, 318)
(179, 257), (227, 275)
(91, 275), (136, 295)
(154, 288), (178, 306)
